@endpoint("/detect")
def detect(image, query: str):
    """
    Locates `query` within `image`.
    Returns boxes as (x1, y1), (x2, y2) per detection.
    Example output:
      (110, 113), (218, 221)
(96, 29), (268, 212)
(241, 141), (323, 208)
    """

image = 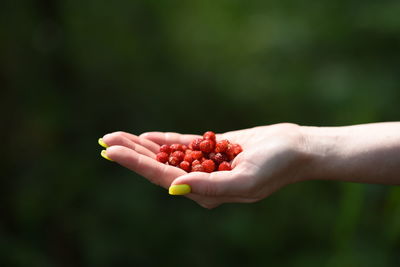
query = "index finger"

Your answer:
(103, 131), (160, 154)
(105, 145), (186, 188)
(140, 132), (201, 146)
